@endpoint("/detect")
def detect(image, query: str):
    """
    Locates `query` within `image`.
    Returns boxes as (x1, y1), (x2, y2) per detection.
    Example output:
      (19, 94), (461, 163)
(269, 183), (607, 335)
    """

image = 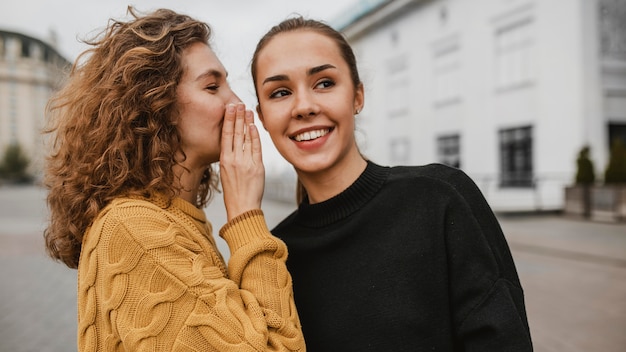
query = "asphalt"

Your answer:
(1, 185), (625, 352)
